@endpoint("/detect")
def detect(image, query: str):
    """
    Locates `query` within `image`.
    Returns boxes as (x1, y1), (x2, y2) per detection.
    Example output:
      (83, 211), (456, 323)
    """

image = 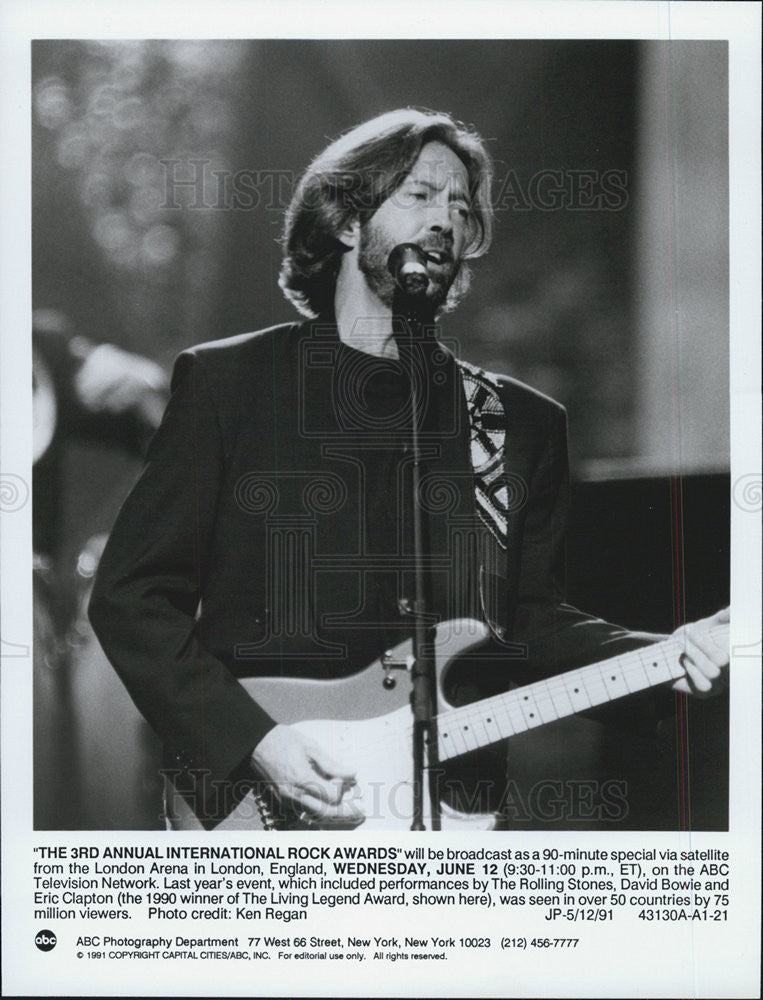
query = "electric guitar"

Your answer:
(165, 618), (728, 831)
